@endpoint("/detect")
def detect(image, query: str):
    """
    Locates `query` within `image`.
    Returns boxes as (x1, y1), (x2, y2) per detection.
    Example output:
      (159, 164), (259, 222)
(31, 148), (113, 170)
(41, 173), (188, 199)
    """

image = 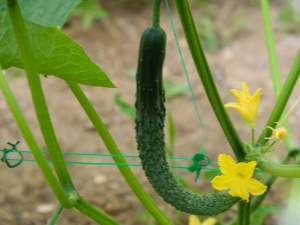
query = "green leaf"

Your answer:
(114, 94), (136, 120)
(0, 13), (115, 87)
(0, 0), (81, 27)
